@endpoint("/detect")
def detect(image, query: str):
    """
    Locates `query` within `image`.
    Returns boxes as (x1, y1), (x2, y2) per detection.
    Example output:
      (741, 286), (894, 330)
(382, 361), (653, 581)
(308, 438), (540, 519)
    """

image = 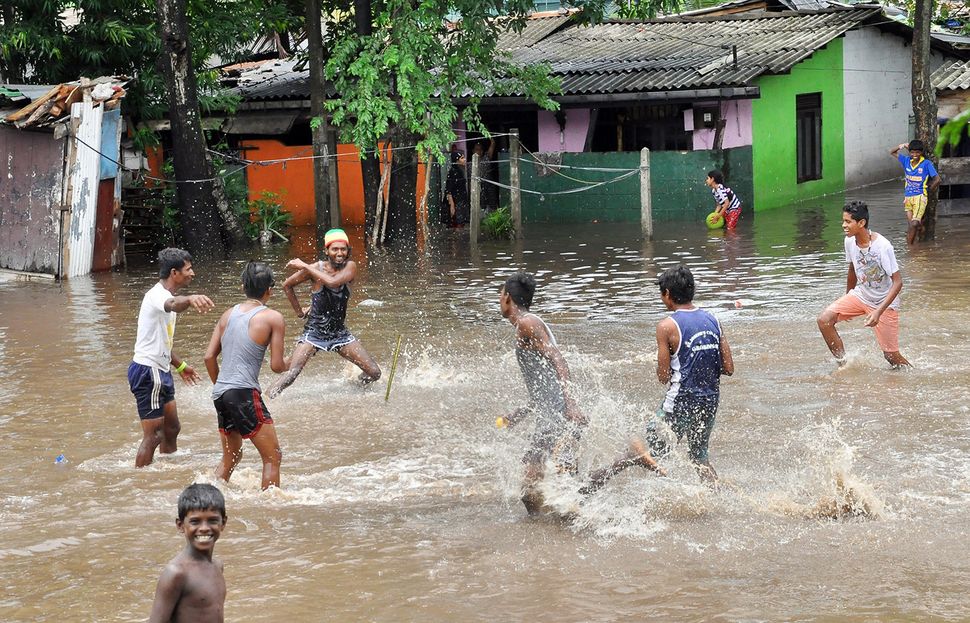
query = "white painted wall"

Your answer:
(843, 28), (948, 187)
